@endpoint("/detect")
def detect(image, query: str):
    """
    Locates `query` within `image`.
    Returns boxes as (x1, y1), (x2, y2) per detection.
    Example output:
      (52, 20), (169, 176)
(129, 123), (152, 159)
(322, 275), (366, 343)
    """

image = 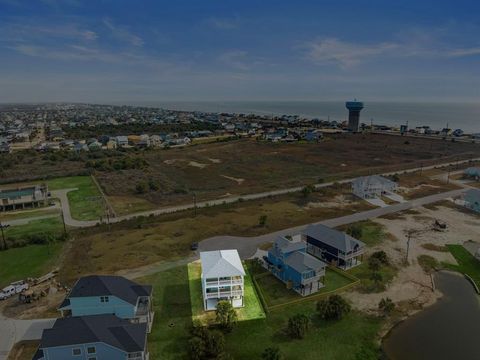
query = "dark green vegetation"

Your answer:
(63, 121), (220, 139)
(342, 220), (392, 246)
(350, 252), (397, 293)
(141, 265), (383, 360)
(444, 245), (480, 288)
(0, 243), (63, 287)
(4, 216), (65, 248)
